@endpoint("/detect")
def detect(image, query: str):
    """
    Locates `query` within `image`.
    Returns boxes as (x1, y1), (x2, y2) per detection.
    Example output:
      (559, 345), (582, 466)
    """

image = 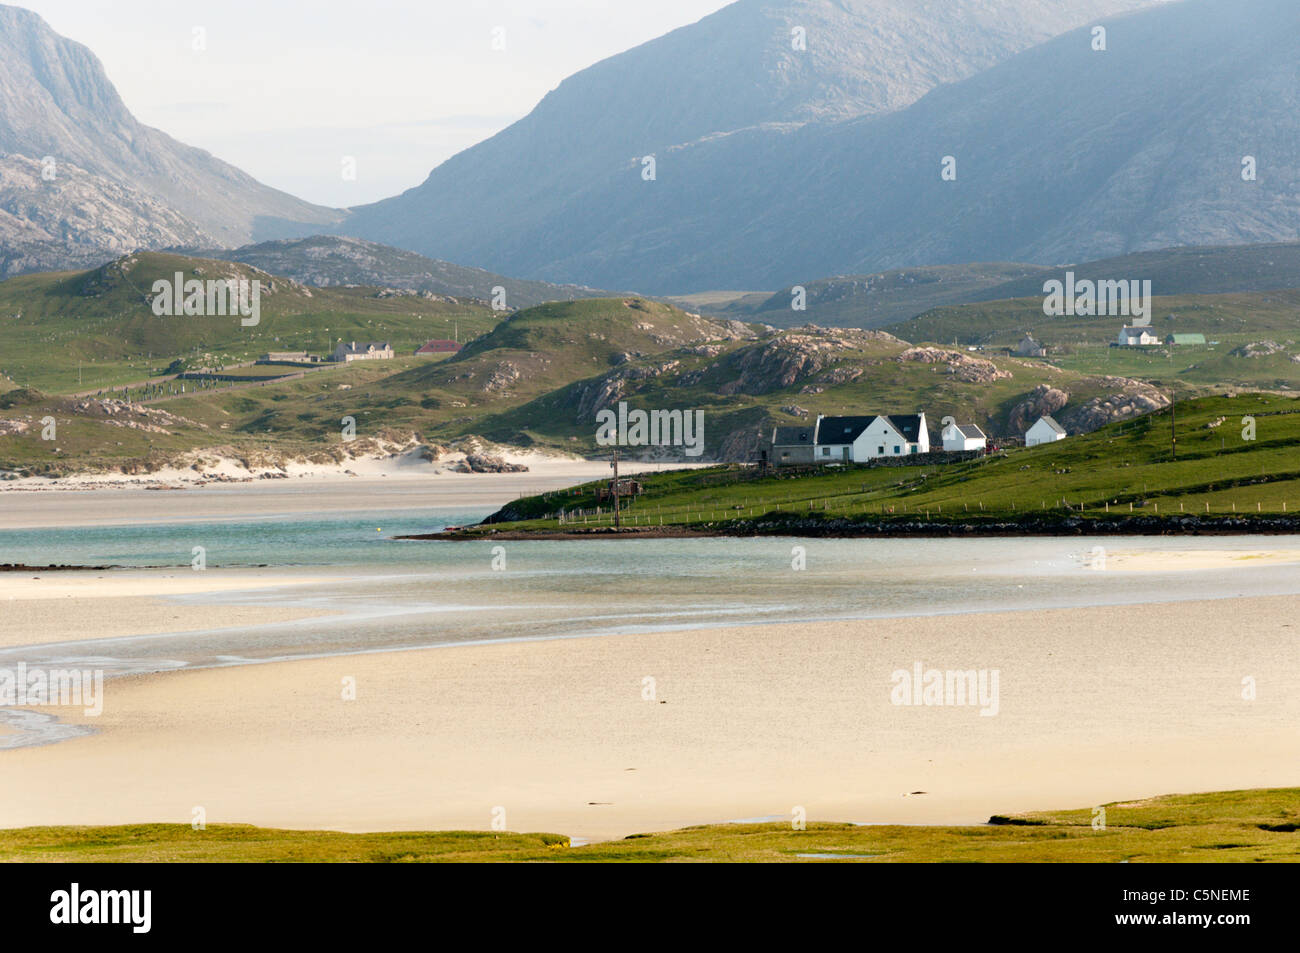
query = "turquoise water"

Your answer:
(4, 515), (1300, 688)
(0, 507), (492, 568)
